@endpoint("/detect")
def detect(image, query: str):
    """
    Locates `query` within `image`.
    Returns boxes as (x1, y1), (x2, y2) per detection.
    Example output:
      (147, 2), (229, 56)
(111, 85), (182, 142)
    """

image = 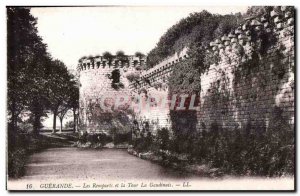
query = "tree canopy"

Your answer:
(7, 7), (79, 135)
(146, 10), (243, 68)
